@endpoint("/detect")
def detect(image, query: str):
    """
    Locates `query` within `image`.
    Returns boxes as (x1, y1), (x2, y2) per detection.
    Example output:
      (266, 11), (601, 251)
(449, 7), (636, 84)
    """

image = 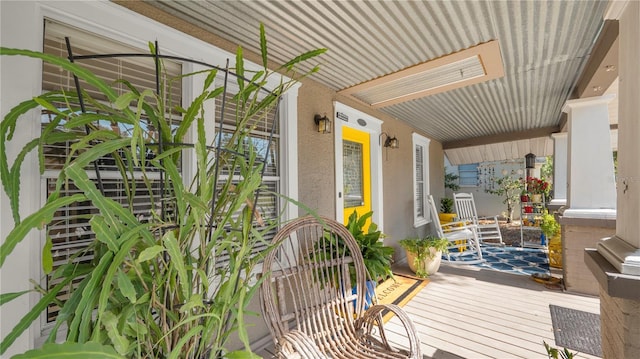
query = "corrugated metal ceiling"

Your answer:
(140, 0), (610, 164)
